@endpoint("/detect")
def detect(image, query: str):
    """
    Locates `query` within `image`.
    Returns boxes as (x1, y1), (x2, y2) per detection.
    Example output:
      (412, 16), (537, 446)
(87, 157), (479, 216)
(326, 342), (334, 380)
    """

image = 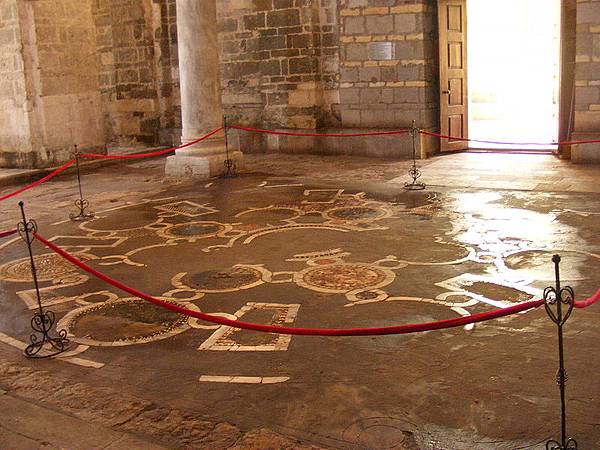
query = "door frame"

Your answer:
(435, 0), (576, 156)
